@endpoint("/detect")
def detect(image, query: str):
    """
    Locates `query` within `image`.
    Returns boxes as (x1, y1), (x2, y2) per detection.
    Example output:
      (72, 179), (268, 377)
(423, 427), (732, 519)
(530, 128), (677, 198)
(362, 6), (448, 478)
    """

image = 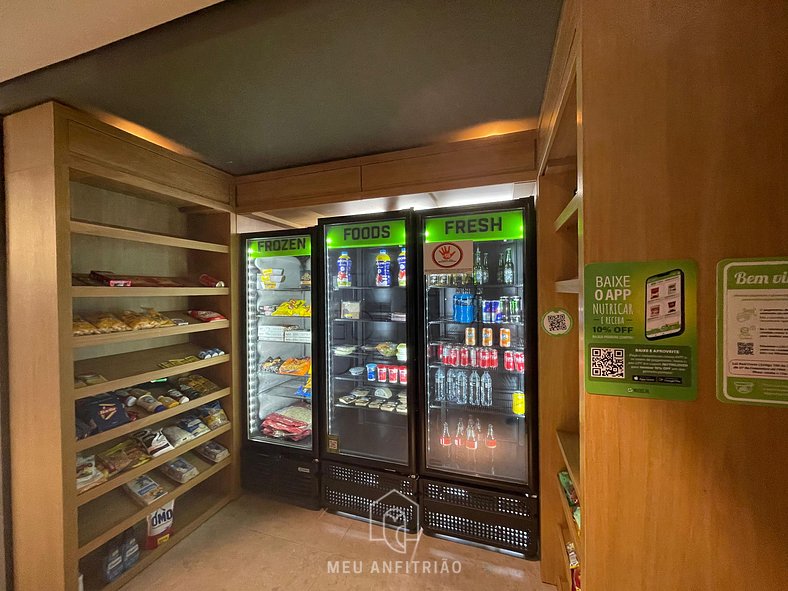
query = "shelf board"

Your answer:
(81, 490), (229, 591)
(73, 311), (229, 348)
(556, 474), (582, 559)
(553, 192), (581, 232)
(556, 430), (582, 501)
(73, 343), (230, 400)
(77, 422), (231, 507)
(72, 285), (229, 298)
(75, 388), (231, 453)
(555, 278), (580, 294)
(71, 219), (229, 253)
(78, 452), (230, 557)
